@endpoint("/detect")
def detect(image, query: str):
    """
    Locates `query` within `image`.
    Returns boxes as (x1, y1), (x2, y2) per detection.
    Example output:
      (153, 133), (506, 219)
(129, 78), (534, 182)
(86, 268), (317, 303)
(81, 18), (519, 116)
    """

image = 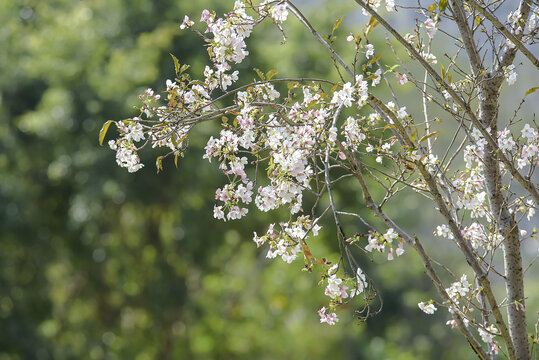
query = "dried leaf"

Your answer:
(525, 87), (538, 96)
